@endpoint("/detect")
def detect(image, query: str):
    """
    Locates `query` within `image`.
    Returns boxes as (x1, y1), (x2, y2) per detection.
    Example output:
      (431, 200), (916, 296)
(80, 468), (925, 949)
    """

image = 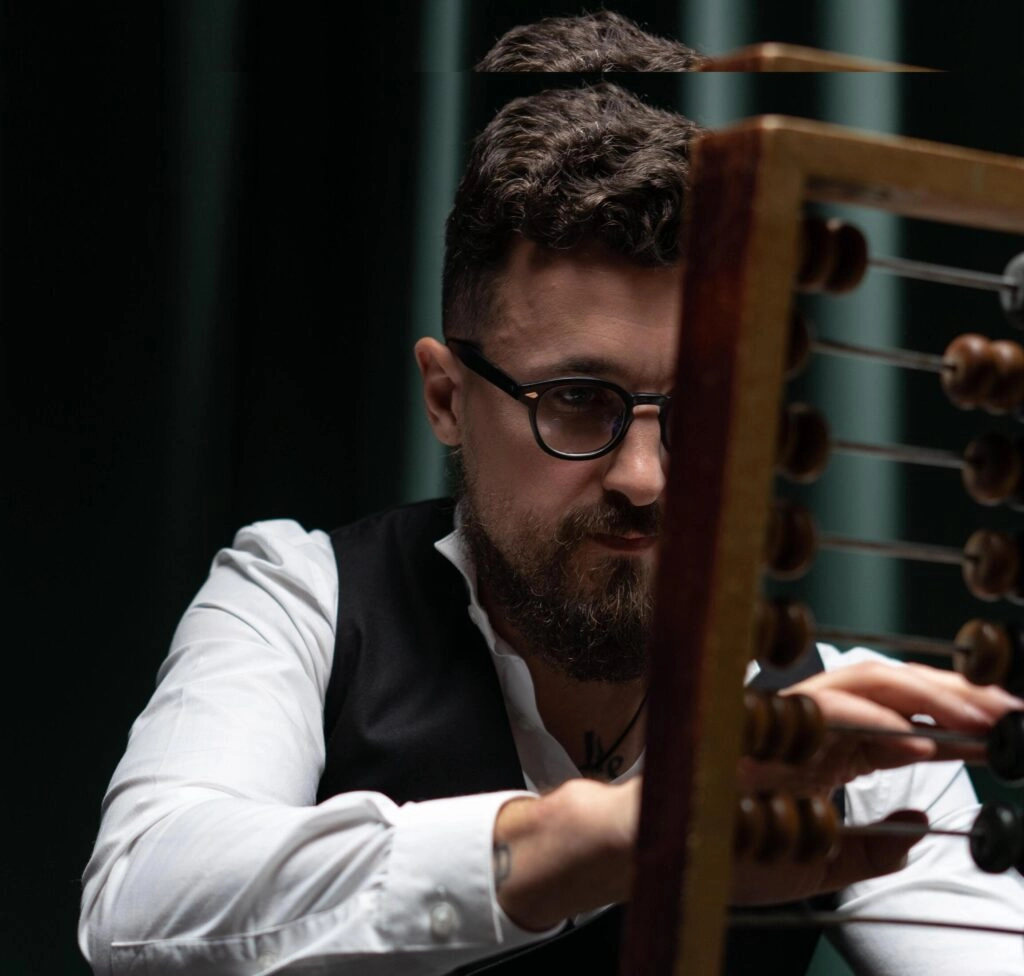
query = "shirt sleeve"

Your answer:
(818, 644), (1024, 975)
(79, 520), (553, 976)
